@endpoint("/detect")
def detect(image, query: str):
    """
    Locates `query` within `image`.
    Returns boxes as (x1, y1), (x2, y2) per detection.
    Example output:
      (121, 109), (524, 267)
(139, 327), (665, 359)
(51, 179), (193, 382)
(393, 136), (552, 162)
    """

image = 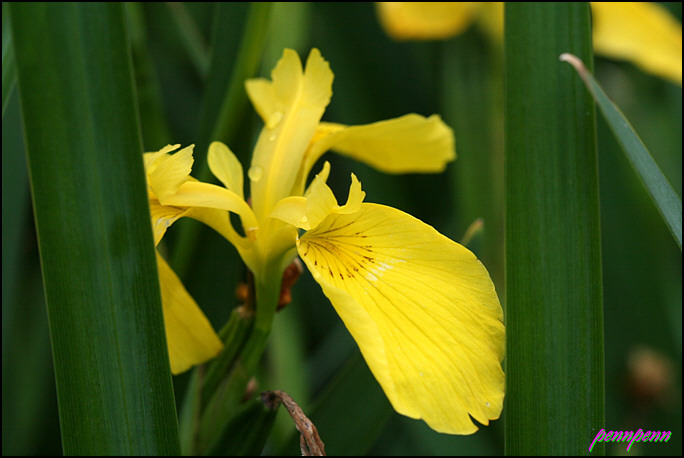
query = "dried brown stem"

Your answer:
(261, 390), (326, 456)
